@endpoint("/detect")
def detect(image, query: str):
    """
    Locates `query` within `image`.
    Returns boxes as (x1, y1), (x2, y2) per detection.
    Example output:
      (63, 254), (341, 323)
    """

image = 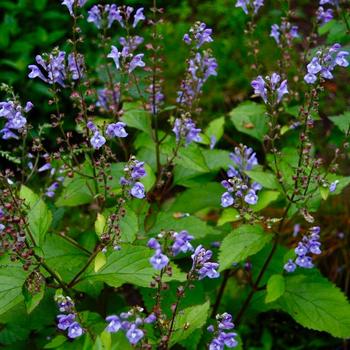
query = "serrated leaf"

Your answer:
(170, 301), (210, 345)
(175, 144), (209, 173)
(78, 245), (182, 288)
(94, 252), (107, 272)
(219, 225), (272, 271)
(119, 206), (138, 243)
(229, 101), (267, 141)
(217, 208), (240, 226)
(44, 335), (67, 349)
(278, 272), (350, 338)
(20, 185), (52, 246)
(265, 274), (285, 303)
(121, 103), (152, 135)
(0, 259), (28, 316)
